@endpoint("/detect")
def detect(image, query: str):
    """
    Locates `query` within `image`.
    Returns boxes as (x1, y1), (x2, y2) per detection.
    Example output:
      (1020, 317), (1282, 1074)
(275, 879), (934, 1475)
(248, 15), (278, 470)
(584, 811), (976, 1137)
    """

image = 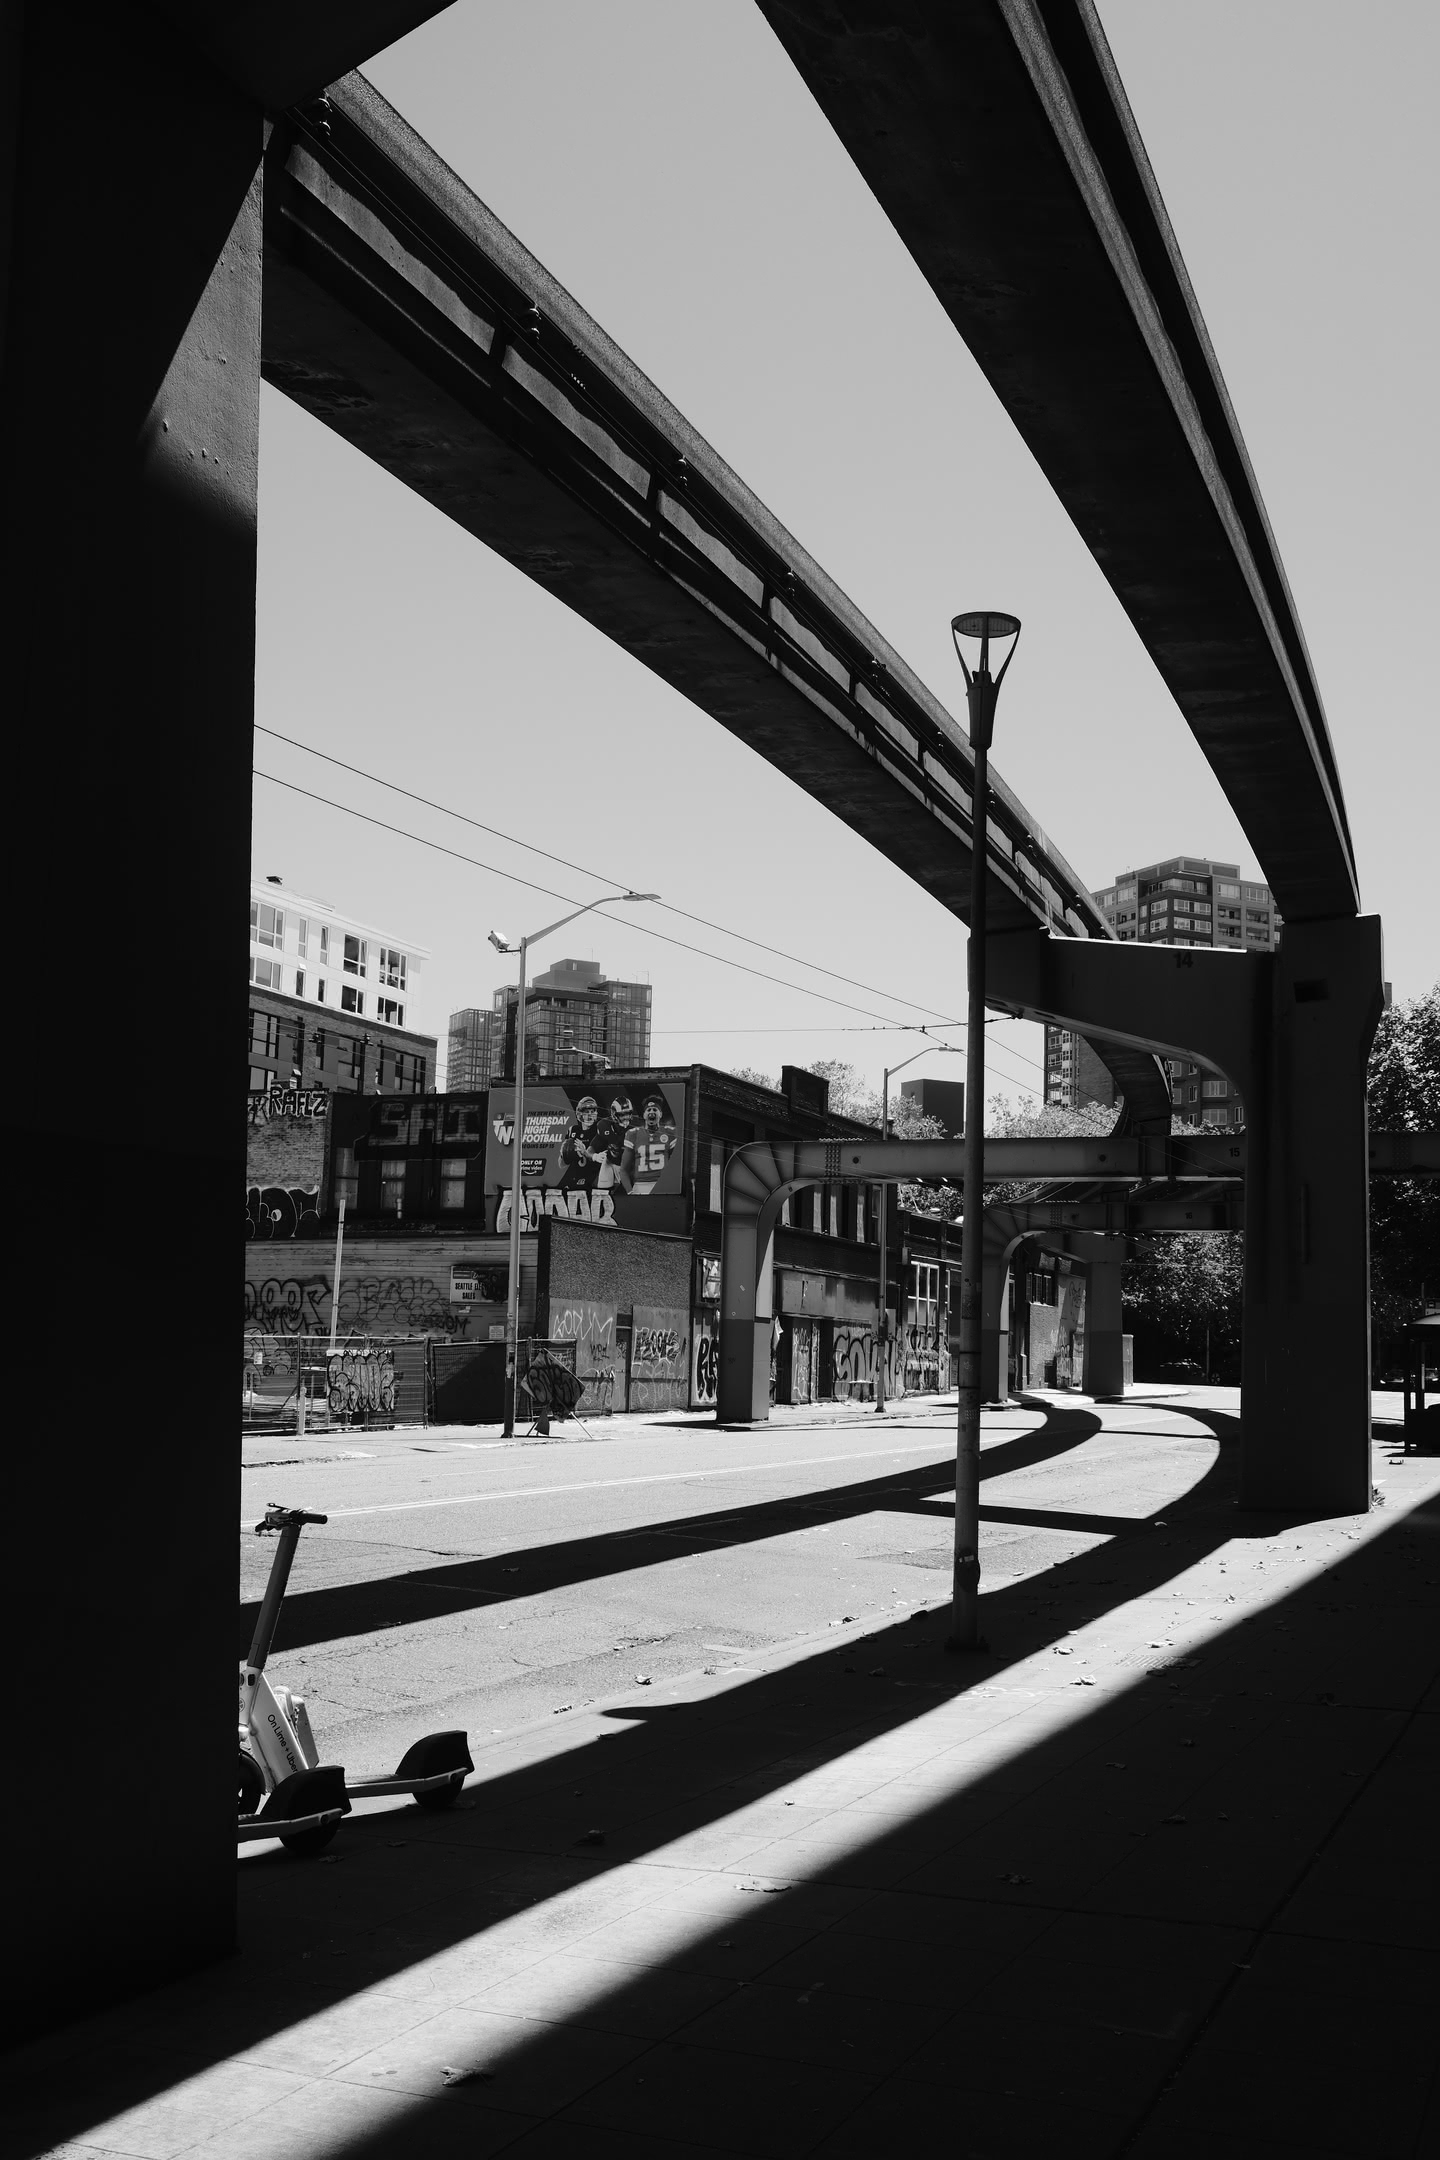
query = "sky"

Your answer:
(251, 0), (1438, 1098)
